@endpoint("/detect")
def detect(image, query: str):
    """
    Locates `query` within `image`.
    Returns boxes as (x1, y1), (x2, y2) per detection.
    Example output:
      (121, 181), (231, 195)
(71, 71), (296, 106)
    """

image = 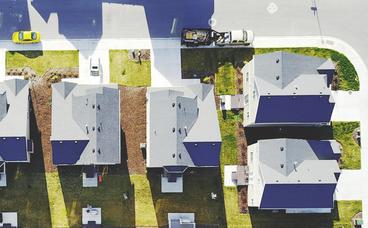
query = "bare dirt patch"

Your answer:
(30, 78), (56, 172)
(120, 86), (147, 174)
